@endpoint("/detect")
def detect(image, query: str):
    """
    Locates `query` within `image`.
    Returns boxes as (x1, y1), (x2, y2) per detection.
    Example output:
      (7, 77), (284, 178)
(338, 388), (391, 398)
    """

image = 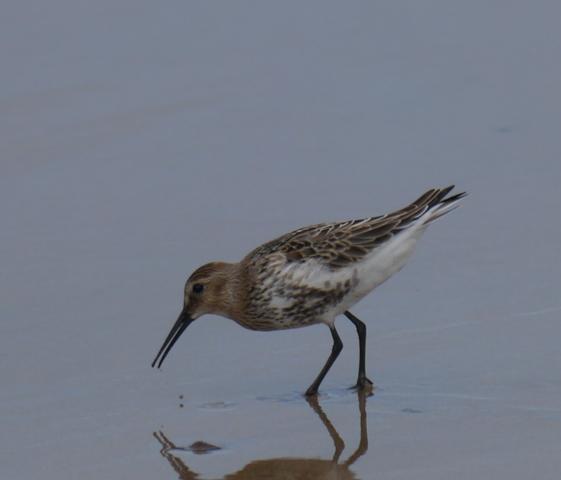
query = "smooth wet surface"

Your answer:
(155, 391), (369, 479)
(2, 1), (561, 479)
